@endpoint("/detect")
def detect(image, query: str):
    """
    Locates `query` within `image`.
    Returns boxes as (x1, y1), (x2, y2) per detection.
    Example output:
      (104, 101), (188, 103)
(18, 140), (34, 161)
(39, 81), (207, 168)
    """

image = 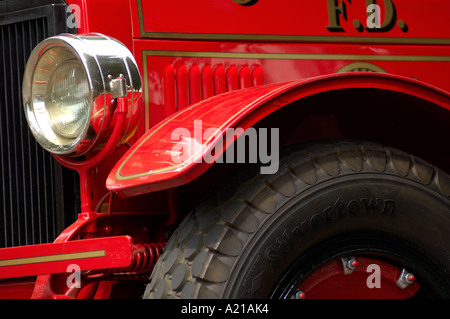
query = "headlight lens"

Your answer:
(23, 33), (142, 156)
(31, 47), (91, 145)
(46, 59), (90, 139)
